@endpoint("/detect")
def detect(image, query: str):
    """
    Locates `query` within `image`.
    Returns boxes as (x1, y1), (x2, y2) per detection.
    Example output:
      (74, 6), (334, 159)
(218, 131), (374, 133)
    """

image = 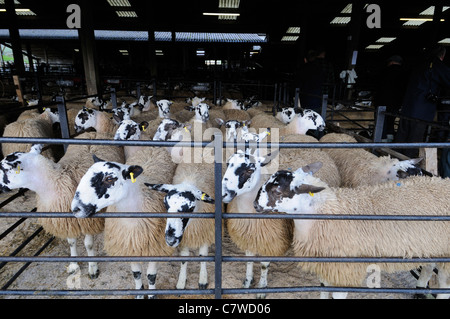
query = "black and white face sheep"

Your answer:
(153, 118), (190, 141)
(156, 99), (173, 119)
(295, 108), (326, 132)
(145, 183), (214, 247)
(185, 102), (211, 123)
(215, 119), (251, 141)
(113, 118), (149, 141)
(71, 156), (144, 218)
(276, 106), (296, 124)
